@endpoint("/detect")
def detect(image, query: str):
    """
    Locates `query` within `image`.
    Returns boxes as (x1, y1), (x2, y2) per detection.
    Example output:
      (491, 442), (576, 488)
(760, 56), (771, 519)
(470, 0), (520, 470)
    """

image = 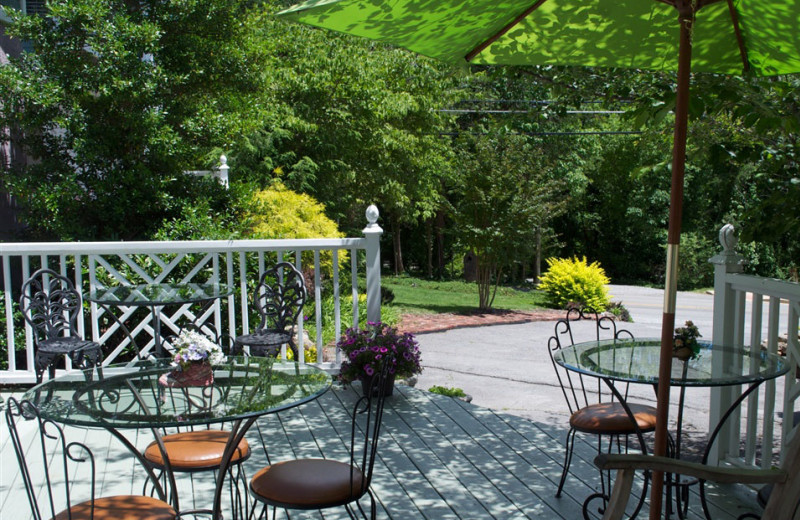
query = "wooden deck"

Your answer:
(1, 384), (763, 519)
